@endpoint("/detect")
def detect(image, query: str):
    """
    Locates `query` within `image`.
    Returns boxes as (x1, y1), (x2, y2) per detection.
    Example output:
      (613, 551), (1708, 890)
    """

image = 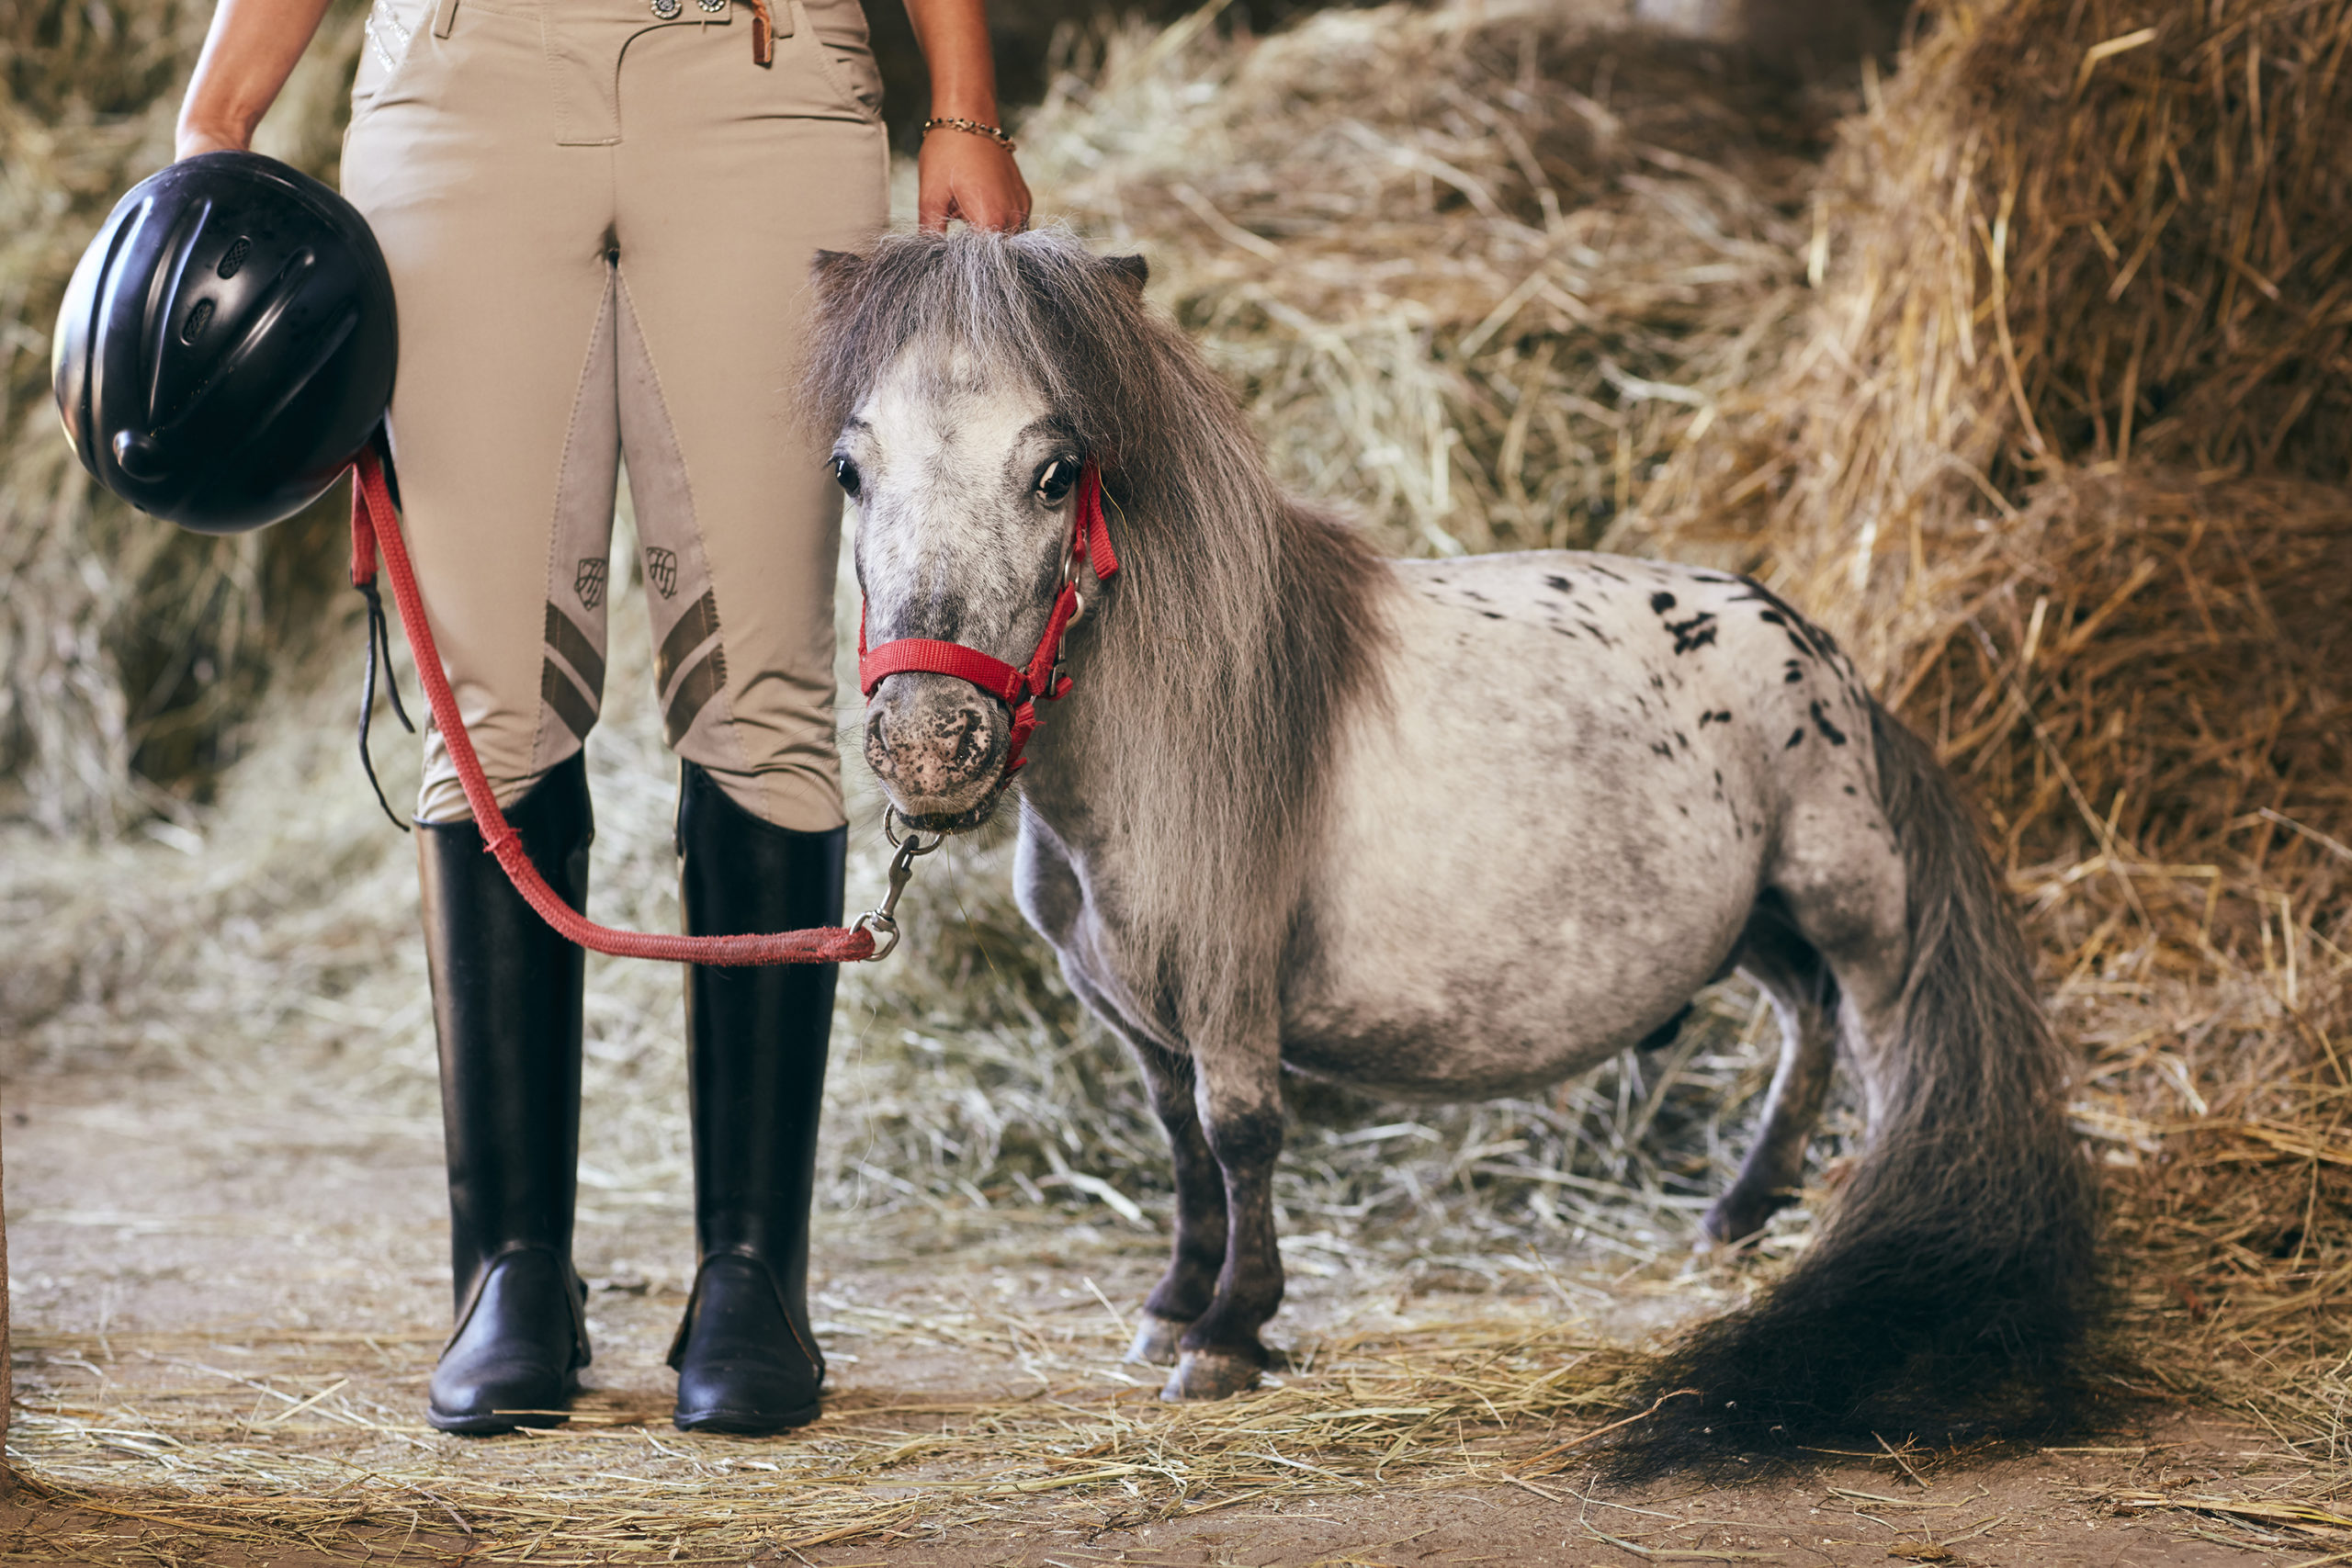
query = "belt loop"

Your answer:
(431, 0), (459, 38)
